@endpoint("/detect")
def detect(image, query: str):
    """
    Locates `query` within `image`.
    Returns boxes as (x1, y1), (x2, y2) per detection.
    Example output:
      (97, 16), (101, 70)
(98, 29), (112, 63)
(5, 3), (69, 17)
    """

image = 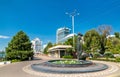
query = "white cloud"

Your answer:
(0, 35), (10, 39)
